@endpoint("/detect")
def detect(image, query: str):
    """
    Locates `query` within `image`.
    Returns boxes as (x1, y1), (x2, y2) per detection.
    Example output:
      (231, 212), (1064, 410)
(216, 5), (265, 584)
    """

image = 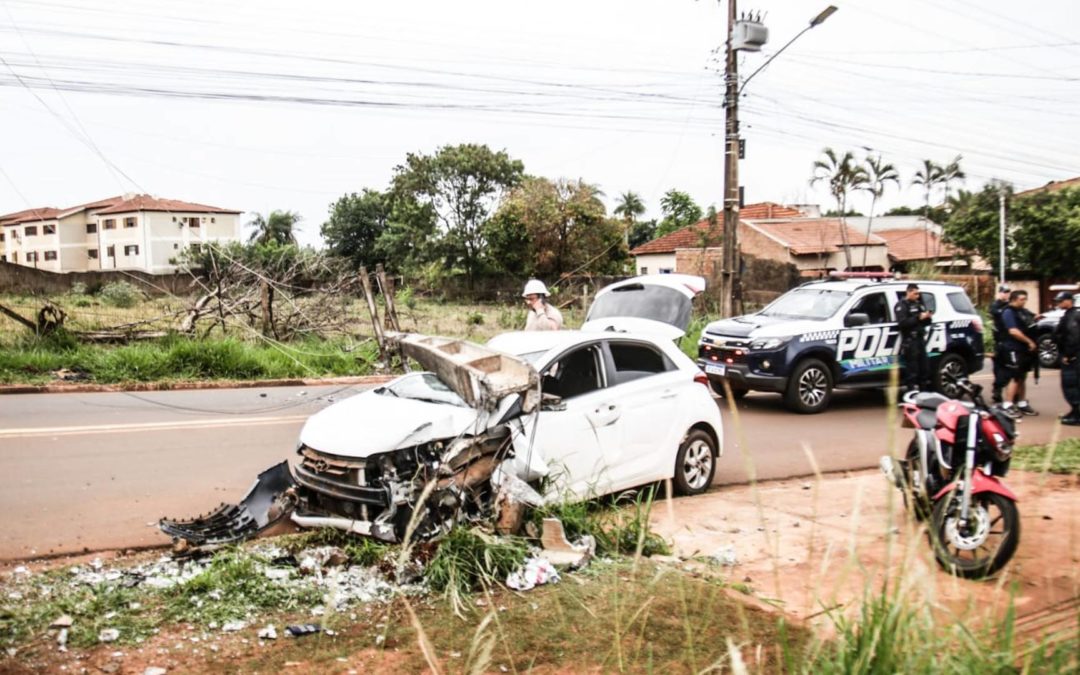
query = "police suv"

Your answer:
(697, 274), (985, 413)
